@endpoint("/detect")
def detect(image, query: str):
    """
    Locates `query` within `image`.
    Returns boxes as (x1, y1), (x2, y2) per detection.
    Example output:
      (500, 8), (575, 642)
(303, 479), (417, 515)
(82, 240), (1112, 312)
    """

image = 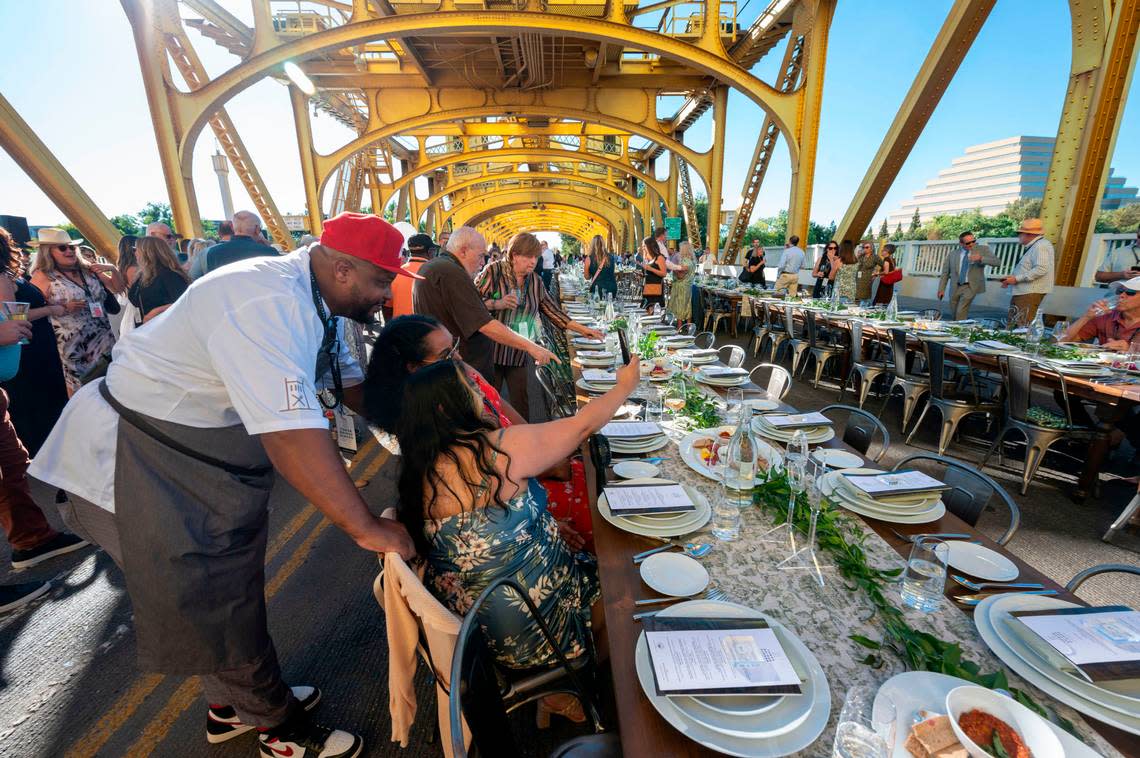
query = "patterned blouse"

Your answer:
(475, 259), (571, 367)
(41, 270), (116, 393)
